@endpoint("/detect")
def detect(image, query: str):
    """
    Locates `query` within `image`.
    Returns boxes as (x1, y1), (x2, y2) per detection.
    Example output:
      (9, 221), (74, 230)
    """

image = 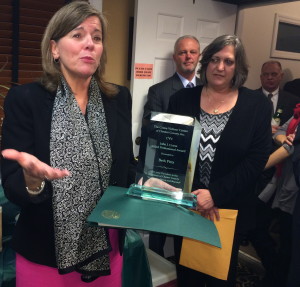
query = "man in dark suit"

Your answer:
(255, 61), (299, 193)
(259, 60), (299, 130)
(248, 60), (300, 287)
(142, 35), (201, 257)
(284, 78), (300, 99)
(143, 35), (201, 121)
